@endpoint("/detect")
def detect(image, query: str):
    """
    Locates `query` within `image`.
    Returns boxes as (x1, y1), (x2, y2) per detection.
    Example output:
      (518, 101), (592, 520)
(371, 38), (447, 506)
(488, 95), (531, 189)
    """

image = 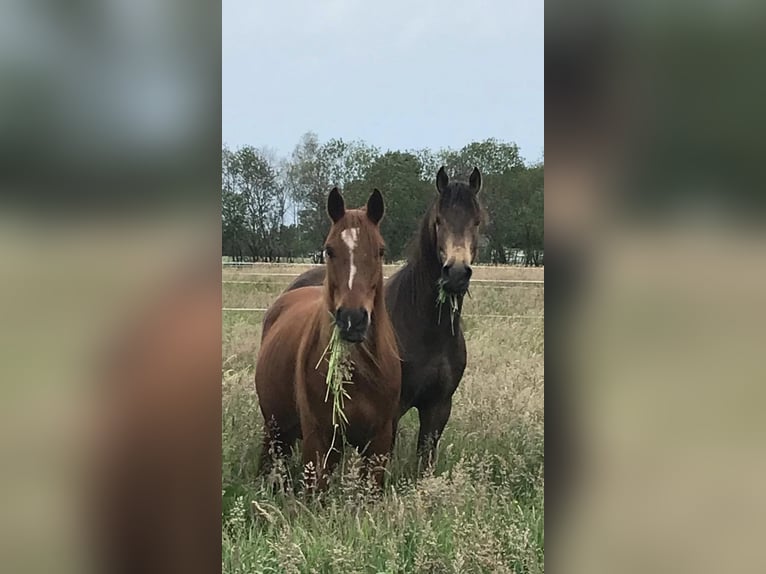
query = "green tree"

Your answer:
(286, 133), (379, 258)
(227, 146), (283, 261)
(413, 147), (442, 181)
(440, 138), (522, 178)
(511, 163), (544, 266)
(222, 136), (542, 266)
(480, 171), (515, 263)
(355, 151), (432, 261)
(222, 146), (247, 260)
